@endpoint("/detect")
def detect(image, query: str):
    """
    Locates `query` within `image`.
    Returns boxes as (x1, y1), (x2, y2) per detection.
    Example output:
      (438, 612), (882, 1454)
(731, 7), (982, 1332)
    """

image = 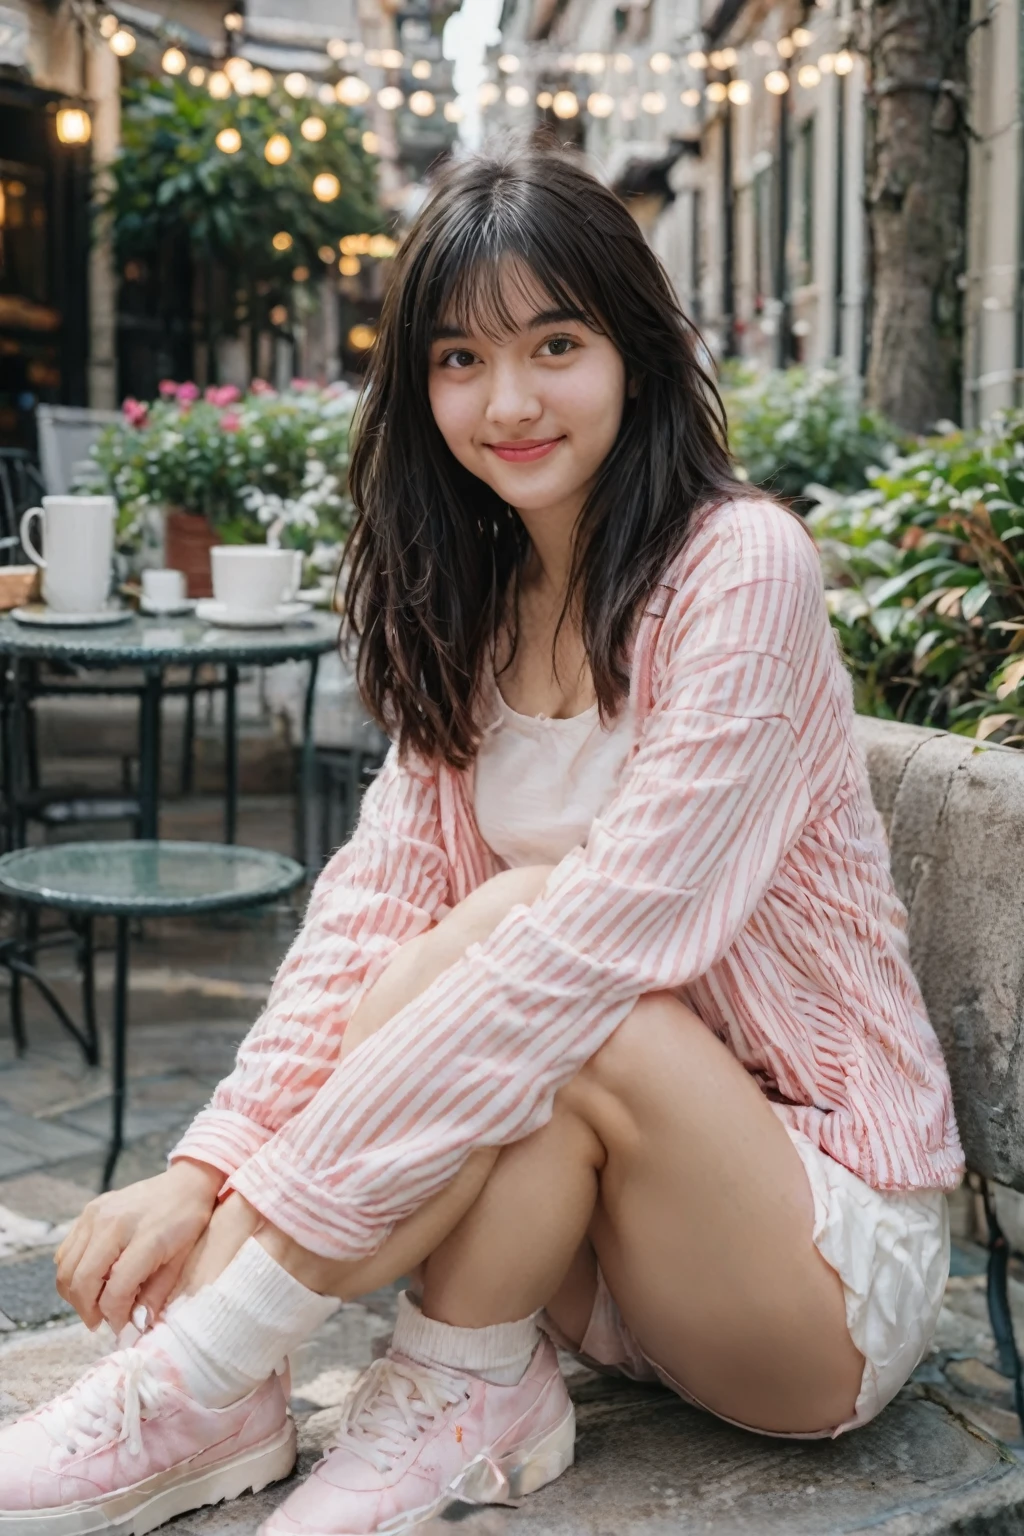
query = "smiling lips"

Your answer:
(486, 437), (564, 463)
